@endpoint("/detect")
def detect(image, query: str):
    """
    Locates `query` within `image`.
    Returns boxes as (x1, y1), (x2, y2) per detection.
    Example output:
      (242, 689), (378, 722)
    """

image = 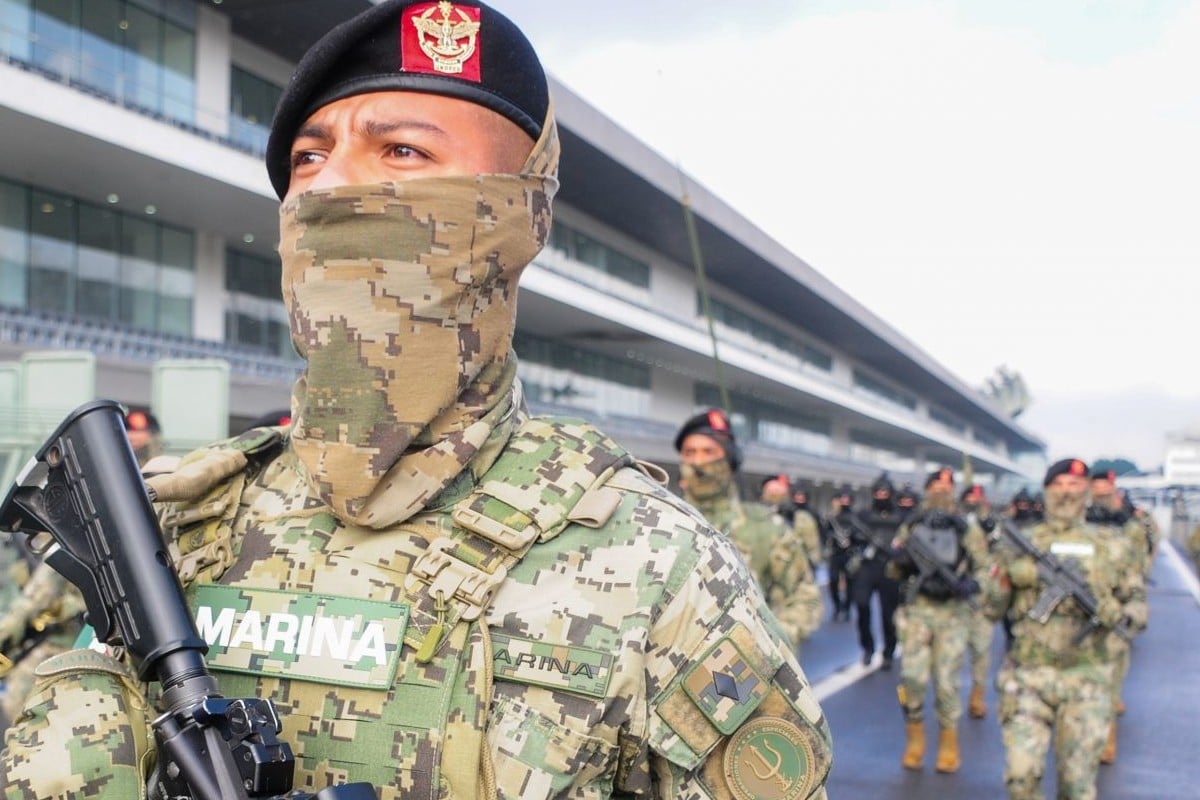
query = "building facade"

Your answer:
(0, 0), (1045, 493)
